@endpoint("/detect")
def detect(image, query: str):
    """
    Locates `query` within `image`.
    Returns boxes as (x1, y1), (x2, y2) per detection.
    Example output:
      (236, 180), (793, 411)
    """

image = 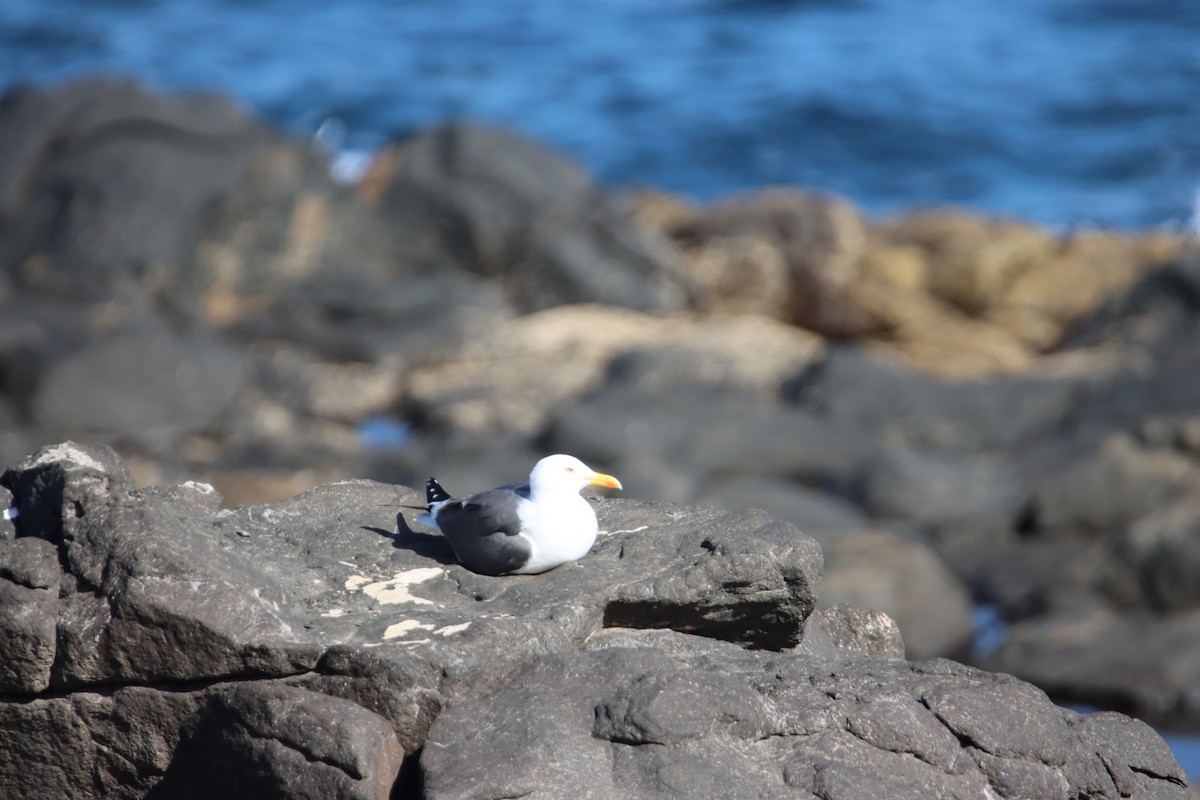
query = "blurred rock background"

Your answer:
(2, 78), (1199, 748)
